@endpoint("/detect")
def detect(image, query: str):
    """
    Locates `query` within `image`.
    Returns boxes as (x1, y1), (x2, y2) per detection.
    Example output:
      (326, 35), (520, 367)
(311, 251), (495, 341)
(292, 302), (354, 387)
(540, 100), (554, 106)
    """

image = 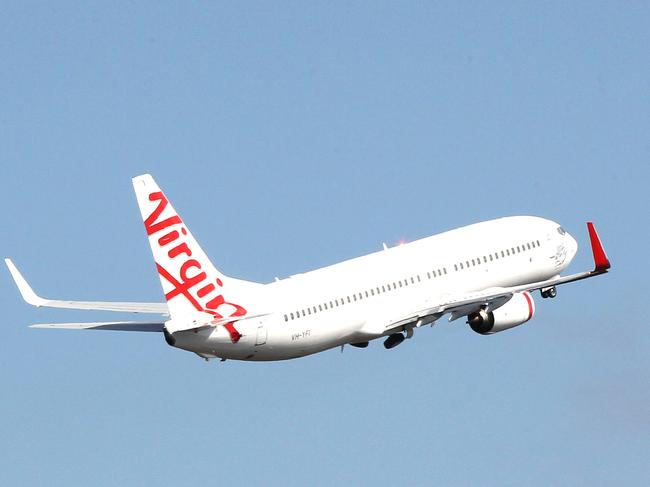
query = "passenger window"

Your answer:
(460, 263), (464, 269)
(501, 251), (505, 257)
(443, 268), (447, 274)
(410, 277), (414, 284)
(483, 256), (487, 263)
(427, 272), (431, 279)
(382, 285), (386, 292)
(517, 246), (520, 253)
(454, 264), (458, 271)
(371, 289), (375, 296)
(290, 313), (294, 320)
(489, 255), (493, 261)
(284, 314), (288, 322)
